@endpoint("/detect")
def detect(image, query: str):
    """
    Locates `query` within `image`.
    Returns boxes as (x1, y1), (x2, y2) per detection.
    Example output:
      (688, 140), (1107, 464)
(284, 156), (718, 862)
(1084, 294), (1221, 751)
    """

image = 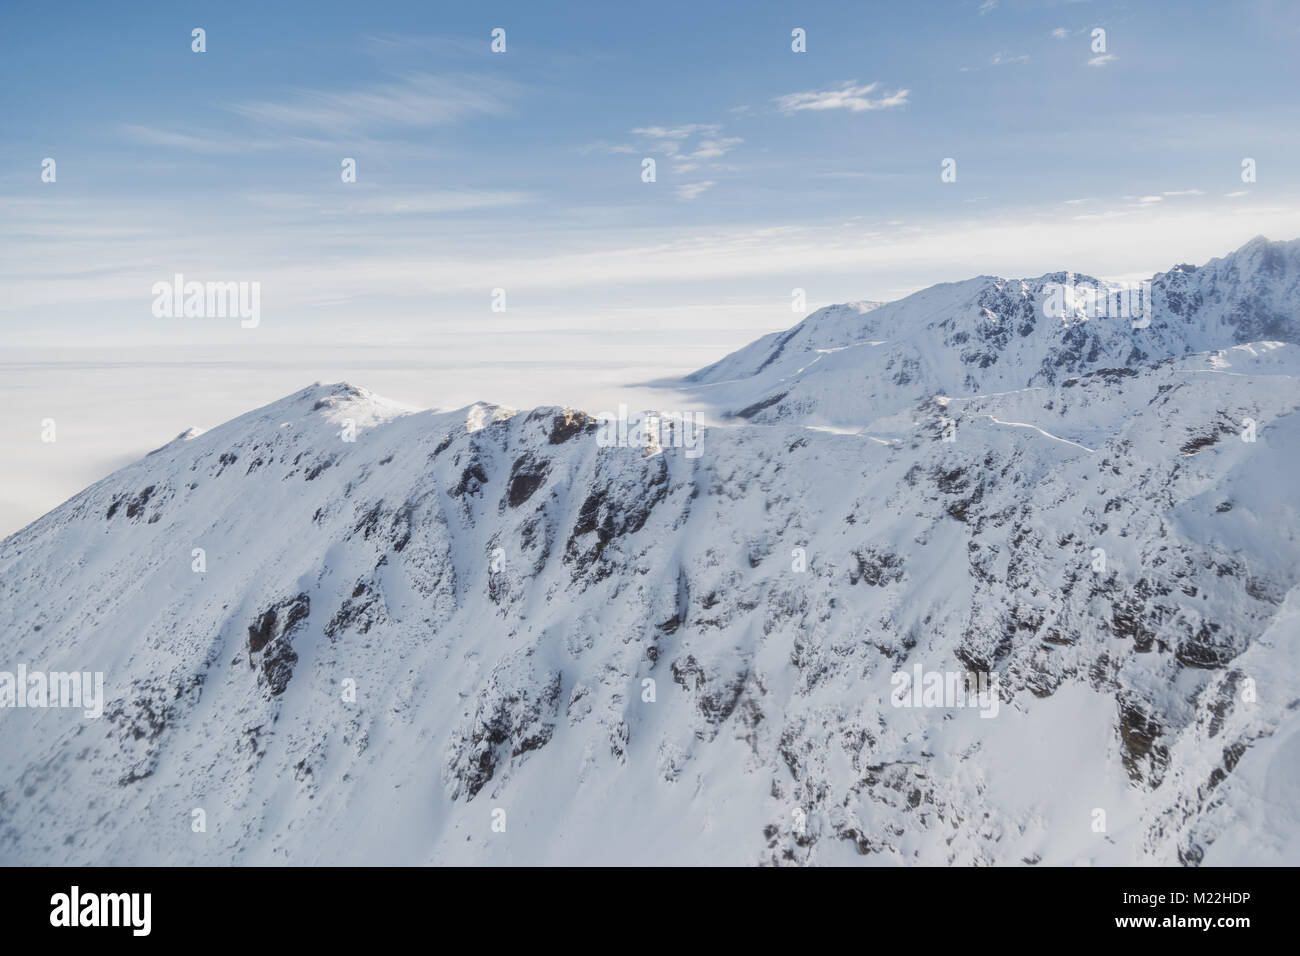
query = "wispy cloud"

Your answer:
(990, 52), (1030, 66)
(10, 195), (1300, 317)
(1072, 209), (1132, 222)
(979, 1), (999, 15)
(684, 138), (742, 162)
(244, 189), (536, 216)
(675, 181), (716, 201)
(631, 124), (720, 156)
(629, 125), (742, 173)
(775, 82), (910, 114)
(226, 73), (515, 134)
(673, 137), (742, 172)
(1051, 27), (1068, 39)
(1087, 53), (1117, 67)
(120, 125), (281, 155)
(360, 34), (487, 59)
(119, 124), (444, 159)
(579, 140), (639, 155)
